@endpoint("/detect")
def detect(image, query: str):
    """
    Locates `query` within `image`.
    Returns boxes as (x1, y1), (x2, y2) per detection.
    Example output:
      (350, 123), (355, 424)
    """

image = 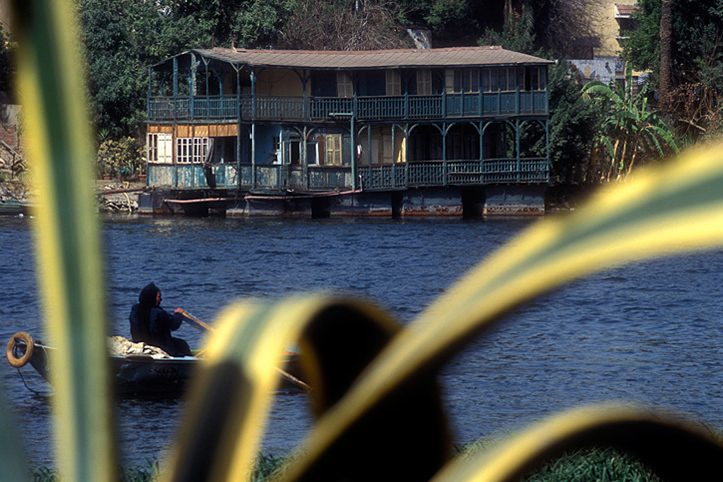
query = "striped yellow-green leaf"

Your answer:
(11, 1), (116, 481)
(162, 294), (446, 482)
(431, 403), (723, 482)
(275, 142), (723, 480)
